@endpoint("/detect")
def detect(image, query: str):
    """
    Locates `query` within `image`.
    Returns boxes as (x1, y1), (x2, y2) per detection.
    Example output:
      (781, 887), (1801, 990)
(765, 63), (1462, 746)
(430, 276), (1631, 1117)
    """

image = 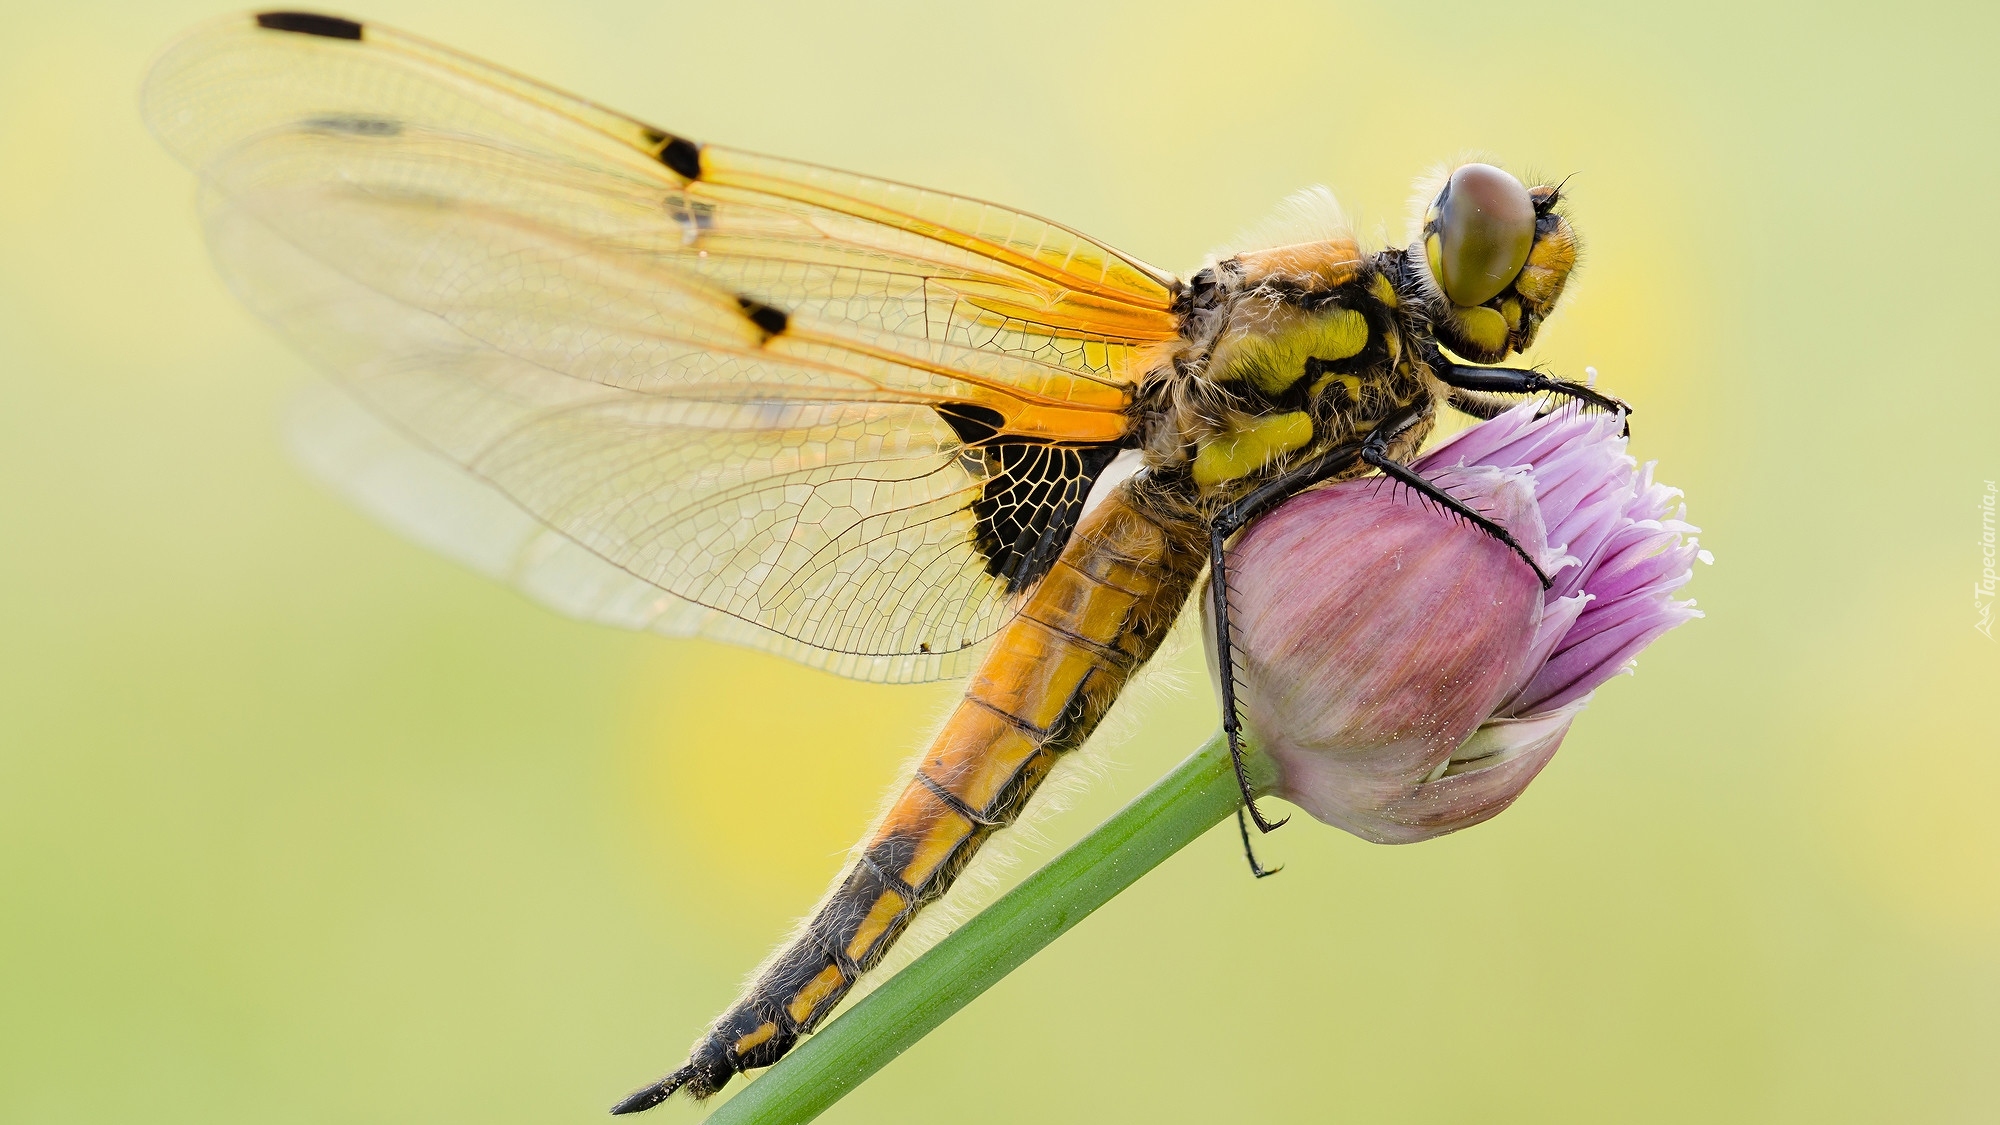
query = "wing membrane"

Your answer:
(211, 190), (1003, 681)
(286, 381), (927, 681)
(142, 15), (1179, 381)
(143, 12), (1181, 681)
